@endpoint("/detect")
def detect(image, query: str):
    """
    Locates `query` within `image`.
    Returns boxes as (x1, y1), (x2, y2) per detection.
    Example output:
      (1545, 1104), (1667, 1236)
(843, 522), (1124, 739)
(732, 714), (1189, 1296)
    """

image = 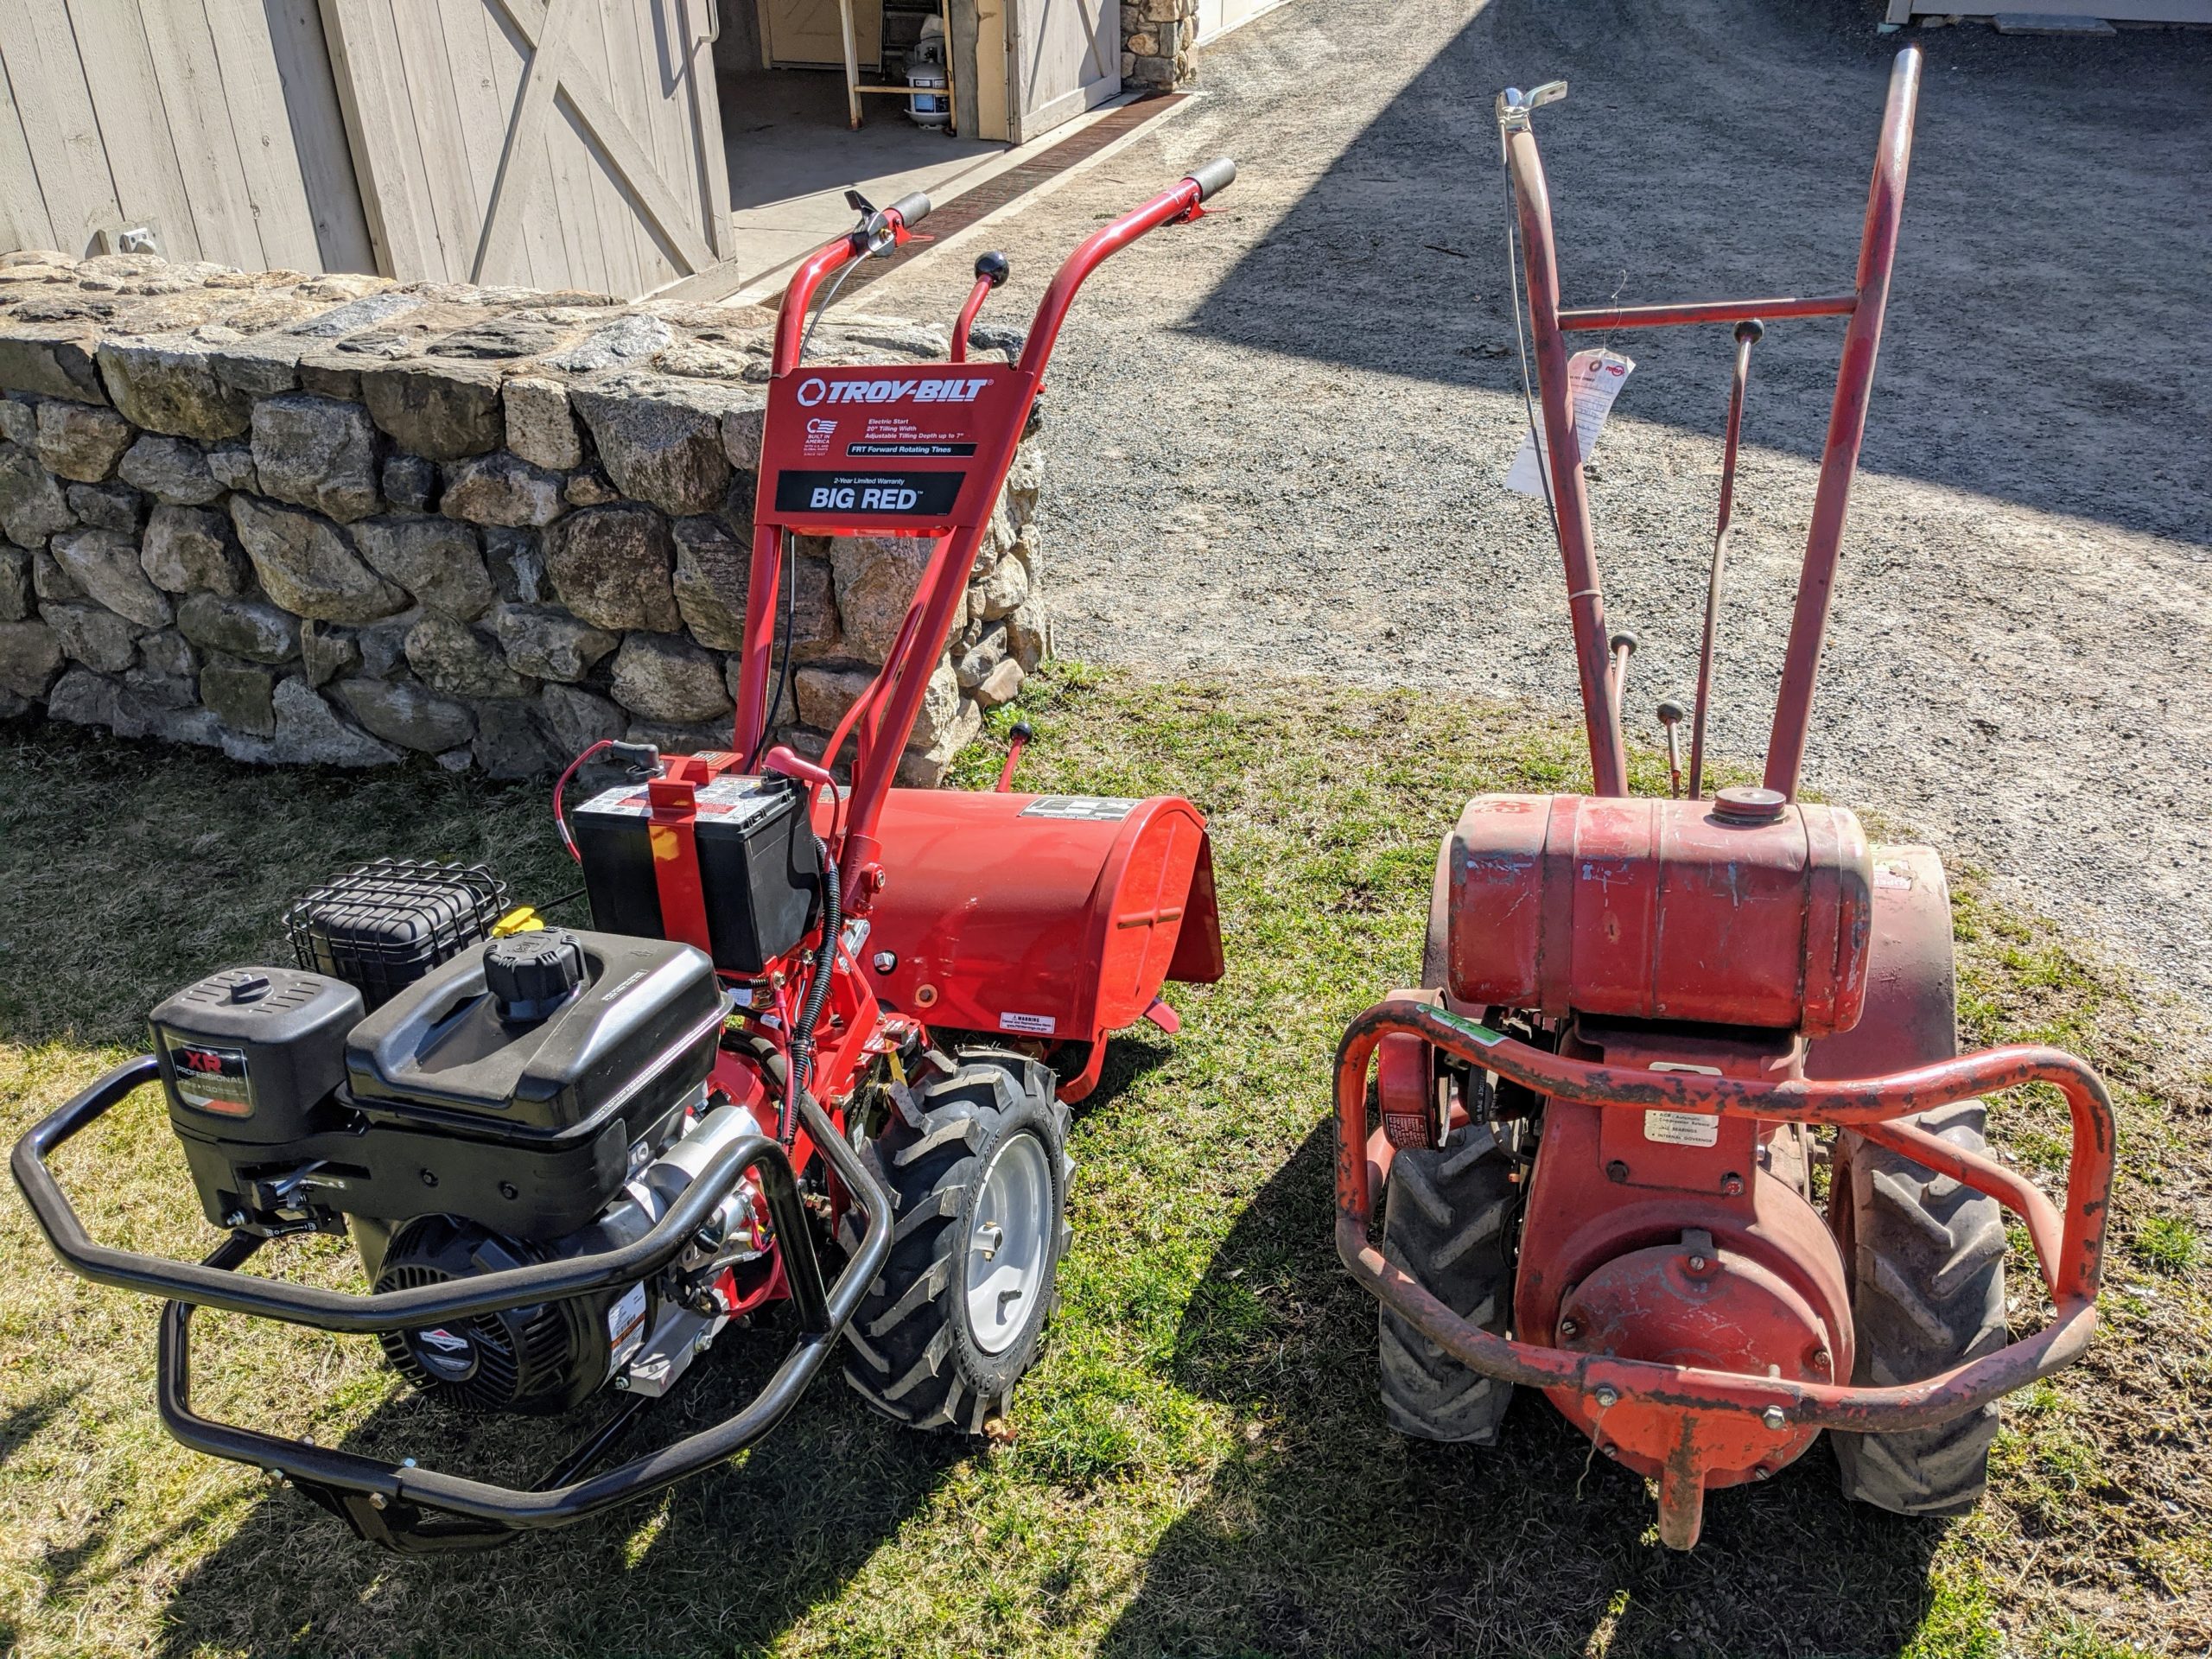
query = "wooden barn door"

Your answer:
(1007, 0), (1118, 144)
(319, 0), (731, 297)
